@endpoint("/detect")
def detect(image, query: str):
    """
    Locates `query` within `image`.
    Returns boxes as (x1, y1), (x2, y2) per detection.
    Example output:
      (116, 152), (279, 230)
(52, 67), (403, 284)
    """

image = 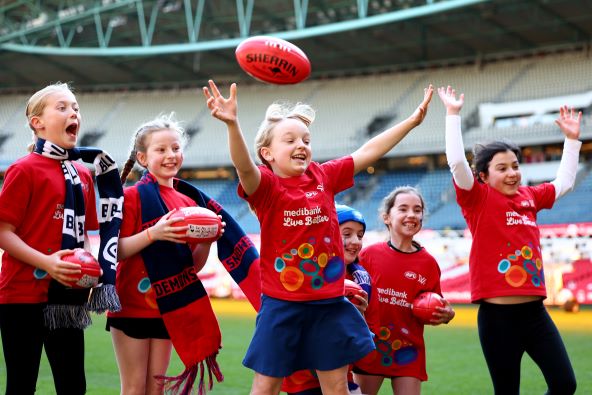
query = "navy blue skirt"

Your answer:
(243, 295), (375, 377)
